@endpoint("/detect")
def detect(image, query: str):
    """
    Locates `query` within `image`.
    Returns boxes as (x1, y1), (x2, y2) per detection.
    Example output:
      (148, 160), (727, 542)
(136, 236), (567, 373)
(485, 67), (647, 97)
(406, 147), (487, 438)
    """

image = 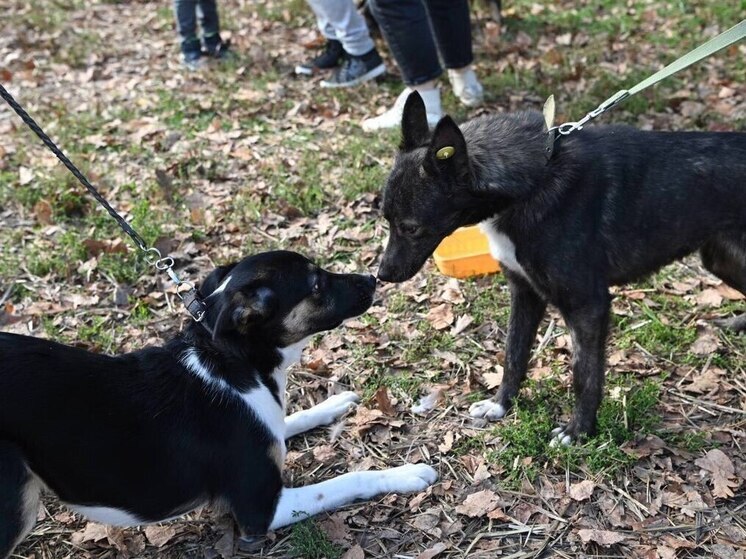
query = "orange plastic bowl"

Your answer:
(433, 225), (501, 278)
